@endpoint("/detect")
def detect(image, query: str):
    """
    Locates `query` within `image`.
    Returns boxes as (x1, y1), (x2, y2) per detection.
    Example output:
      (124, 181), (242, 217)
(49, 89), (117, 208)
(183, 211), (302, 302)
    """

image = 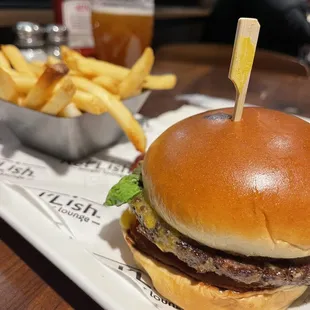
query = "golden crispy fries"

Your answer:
(29, 63), (45, 77)
(60, 46), (84, 71)
(143, 74), (177, 90)
(17, 96), (25, 106)
(62, 46), (176, 93)
(0, 68), (18, 102)
(72, 90), (106, 114)
(72, 74), (119, 101)
(0, 51), (11, 69)
(89, 58), (129, 79)
(30, 62), (45, 68)
(61, 46), (83, 60)
(62, 55), (78, 71)
(0, 44), (177, 152)
(59, 103), (82, 117)
(58, 52), (81, 76)
(11, 75), (37, 93)
(40, 78), (76, 115)
(31, 60), (45, 67)
(71, 57), (128, 79)
(23, 64), (69, 109)
(92, 76), (120, 94)
(68, 70), (82, 76)
(71, 76), (146, 152)
(130, 89), (142, 97)
(47, 55), (61, 65)
(2, 67), (23, 77)
(119, 47), (154, 99)
(2, 45), (35, 77)
(47, 58), (82, 77)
